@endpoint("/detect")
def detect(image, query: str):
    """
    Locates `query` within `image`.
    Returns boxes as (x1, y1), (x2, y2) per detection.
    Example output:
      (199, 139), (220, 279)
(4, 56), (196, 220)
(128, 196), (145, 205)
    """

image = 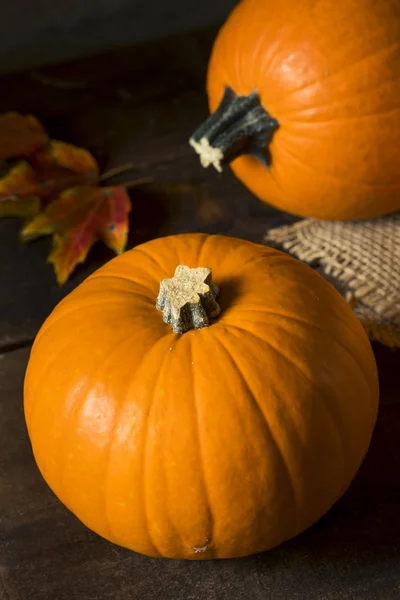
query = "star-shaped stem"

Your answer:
(156, 265), (220, 334)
